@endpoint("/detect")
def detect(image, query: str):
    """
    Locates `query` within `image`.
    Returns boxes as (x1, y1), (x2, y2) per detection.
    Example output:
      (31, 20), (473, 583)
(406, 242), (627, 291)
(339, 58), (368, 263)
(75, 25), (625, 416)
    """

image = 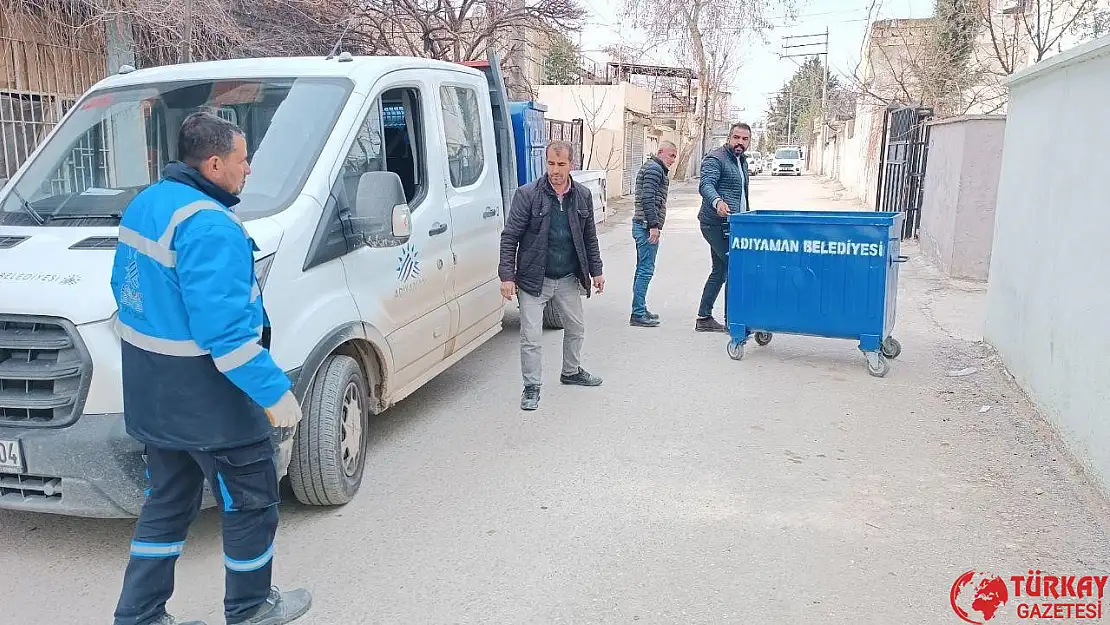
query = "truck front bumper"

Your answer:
(0, 413), (146, 518)
(0, 414), (298, 519)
